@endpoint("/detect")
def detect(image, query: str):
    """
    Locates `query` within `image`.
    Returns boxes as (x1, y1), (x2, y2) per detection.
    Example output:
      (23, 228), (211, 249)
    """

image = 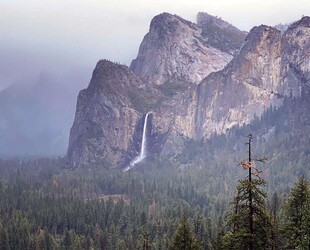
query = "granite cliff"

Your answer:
(130, 13), (244, 85)
(196, 16), (310, 139)
(67, 14), (310, 167)
(196, 25), (283, 139)
(67, 61), (147, 166)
